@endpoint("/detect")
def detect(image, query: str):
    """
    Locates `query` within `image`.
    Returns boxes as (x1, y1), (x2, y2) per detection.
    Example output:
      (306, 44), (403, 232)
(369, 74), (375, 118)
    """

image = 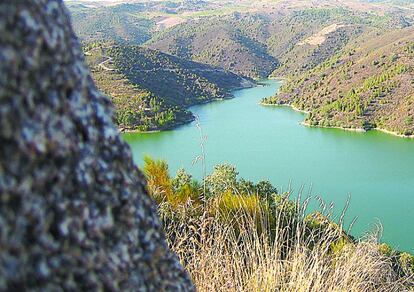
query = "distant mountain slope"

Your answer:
(91, 69), (193, 132)
(71, 2), (414, 134)
(266, 8), (386, 76)
(263, 26), (414, 136)
(68, 1), (411, 78)
(69, 4), (155, 44)
(146, 7), (403, 78)
(107, 45), (254, 106)
(67, 1), (214, 44)
(85, 43), (254, 131)
(146, 13), (279, 78)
